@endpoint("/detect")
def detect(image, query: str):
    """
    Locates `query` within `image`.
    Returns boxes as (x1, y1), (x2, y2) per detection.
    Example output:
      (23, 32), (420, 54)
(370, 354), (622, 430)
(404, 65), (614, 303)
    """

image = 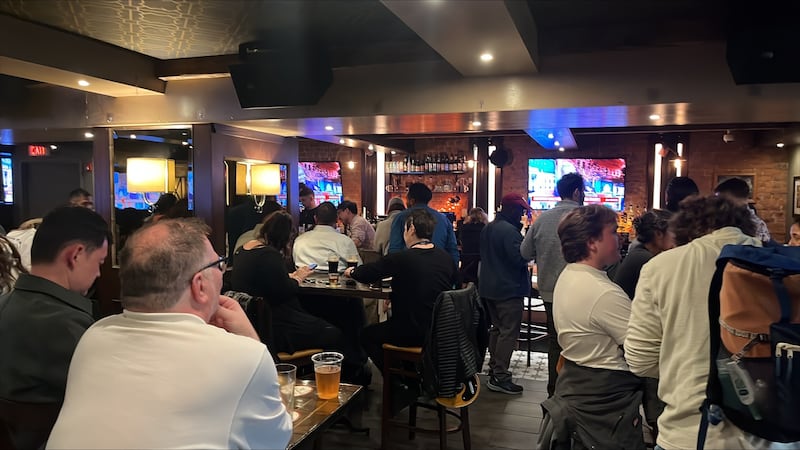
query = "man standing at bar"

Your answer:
(480, 193), (532, 394)
(520, 172), (584, 396)
(298, 184), (318, 231)
(388, 182), (459, 264)
(47, 219), (291, 449)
